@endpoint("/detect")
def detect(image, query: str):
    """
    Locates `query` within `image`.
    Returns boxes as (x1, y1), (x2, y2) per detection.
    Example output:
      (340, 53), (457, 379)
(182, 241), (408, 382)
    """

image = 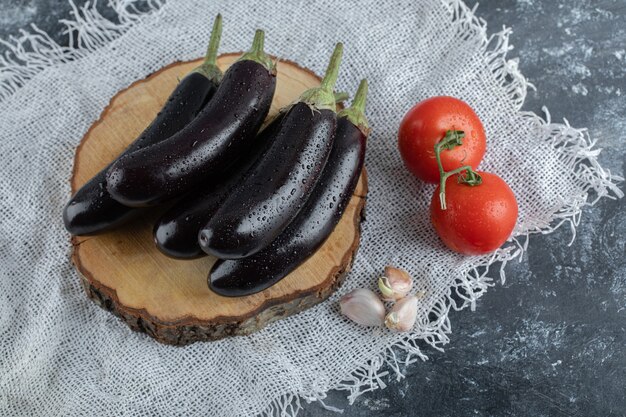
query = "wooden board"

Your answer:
(71, 54), (368, 345)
